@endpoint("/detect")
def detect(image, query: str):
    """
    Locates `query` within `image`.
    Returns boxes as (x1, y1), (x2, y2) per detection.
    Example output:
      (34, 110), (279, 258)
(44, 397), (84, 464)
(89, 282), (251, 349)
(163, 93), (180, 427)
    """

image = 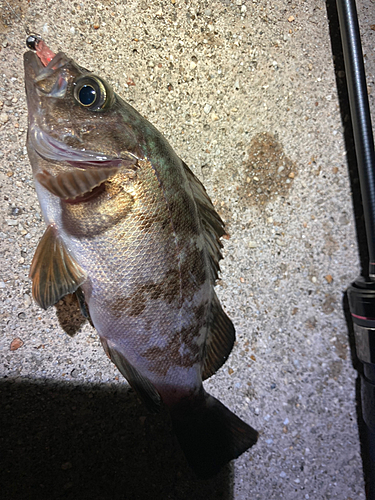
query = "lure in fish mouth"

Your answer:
(24, 35), (258, 478)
